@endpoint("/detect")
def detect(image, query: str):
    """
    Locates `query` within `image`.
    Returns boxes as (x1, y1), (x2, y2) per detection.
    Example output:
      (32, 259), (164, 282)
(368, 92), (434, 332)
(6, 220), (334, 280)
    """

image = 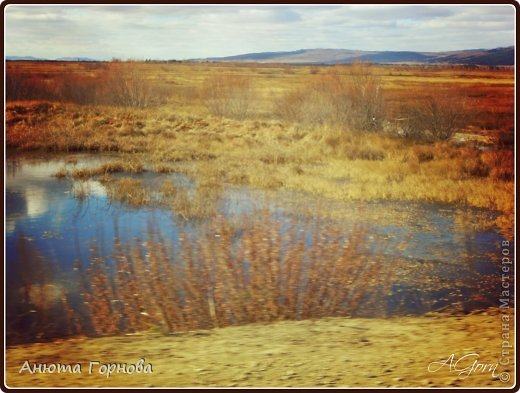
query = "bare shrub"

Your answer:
(275, 74), (344, 126)
(397, 93), (468, 141)
(6, 74), (56, 102)
(101, 64), (152, 108)
(6, 62), (162, 108)
(275, 85), (335, 126)
(6, 74), (30, 101)
(481, 149), (514, 181)
(345, 62), (385, 131)
(202, 75), (253, 120)
(275, 63), (385, 131)
(57, 74), (98, 105)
